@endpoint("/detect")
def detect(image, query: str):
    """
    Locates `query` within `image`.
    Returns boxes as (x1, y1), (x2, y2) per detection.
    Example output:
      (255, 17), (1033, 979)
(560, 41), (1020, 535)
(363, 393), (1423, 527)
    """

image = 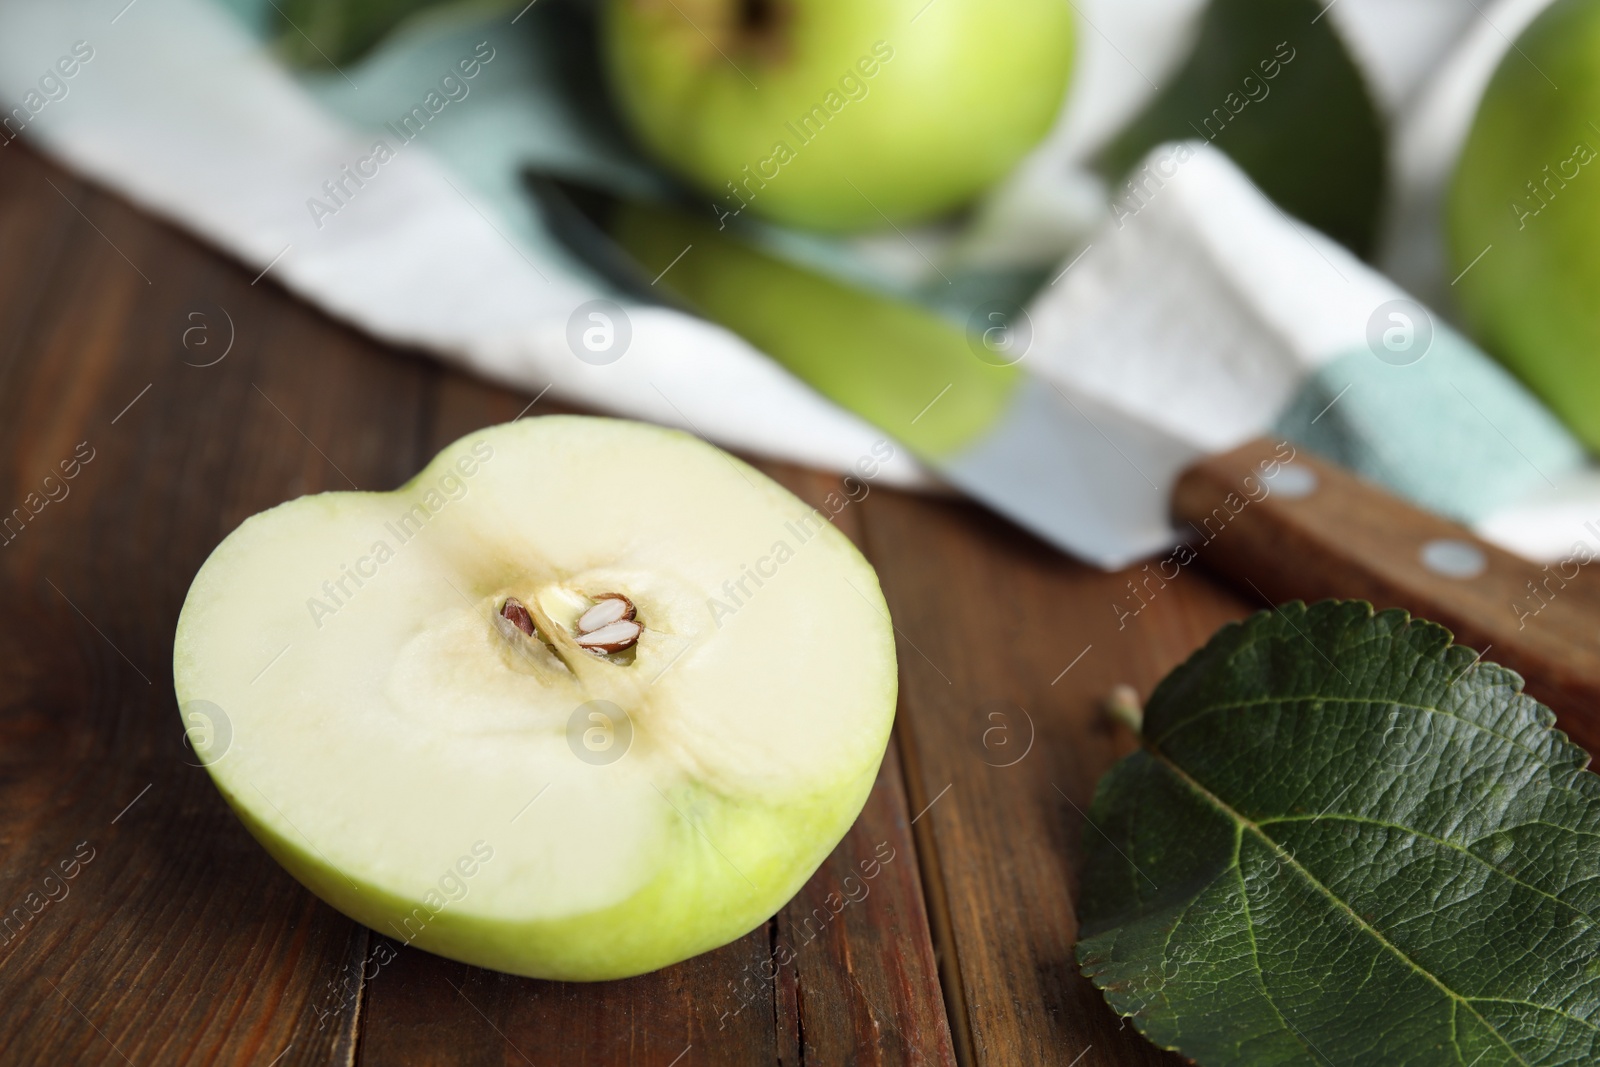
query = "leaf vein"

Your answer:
(1236, 858), (1323, 1064)
(1151, 749), (1536, 1067)
(1153, 694), (1543, 762)
(1255, 813), (1596, 930)
(1463, 997), (1600, 1034)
